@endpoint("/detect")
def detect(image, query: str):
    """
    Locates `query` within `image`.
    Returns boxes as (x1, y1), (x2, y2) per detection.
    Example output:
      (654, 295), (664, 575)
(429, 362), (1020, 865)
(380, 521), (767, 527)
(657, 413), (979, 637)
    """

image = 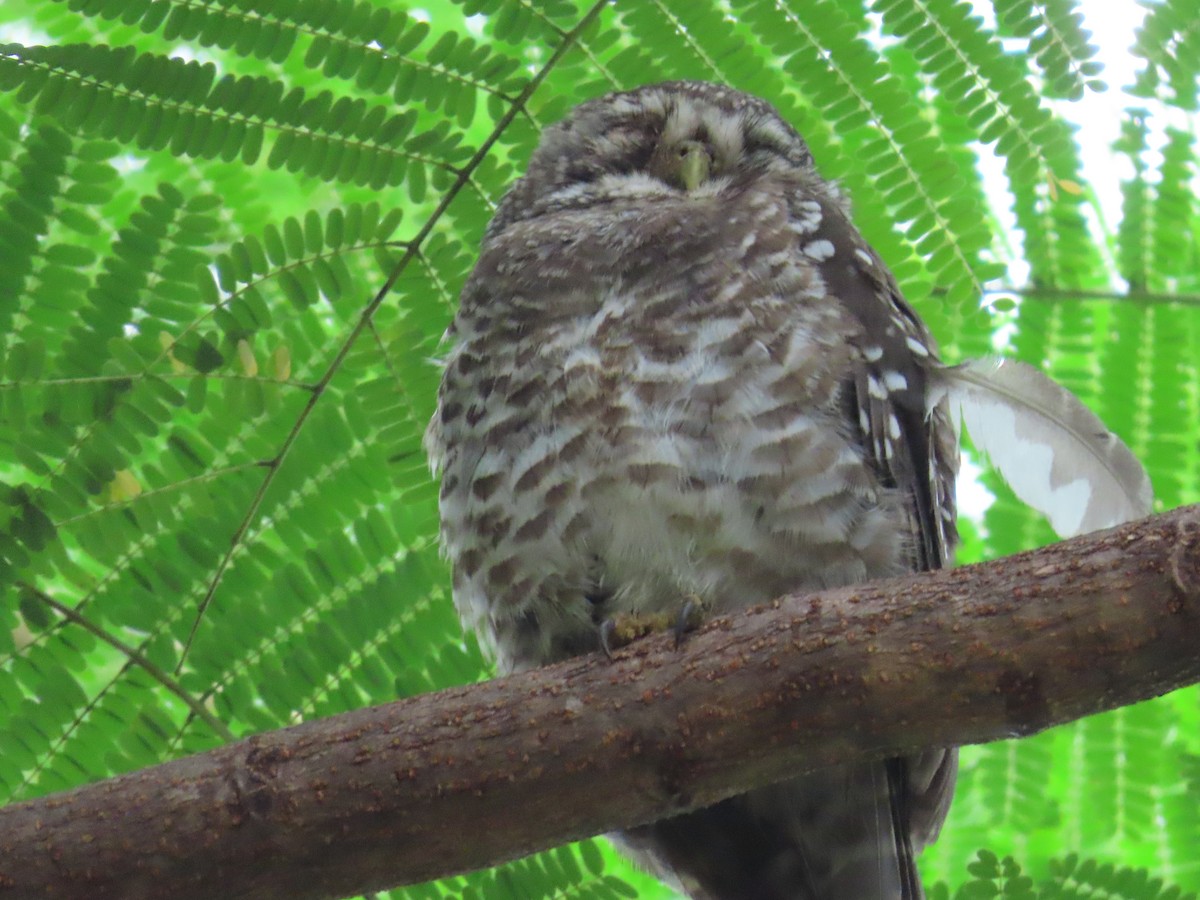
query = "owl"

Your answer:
(426, 81), (960, 899)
